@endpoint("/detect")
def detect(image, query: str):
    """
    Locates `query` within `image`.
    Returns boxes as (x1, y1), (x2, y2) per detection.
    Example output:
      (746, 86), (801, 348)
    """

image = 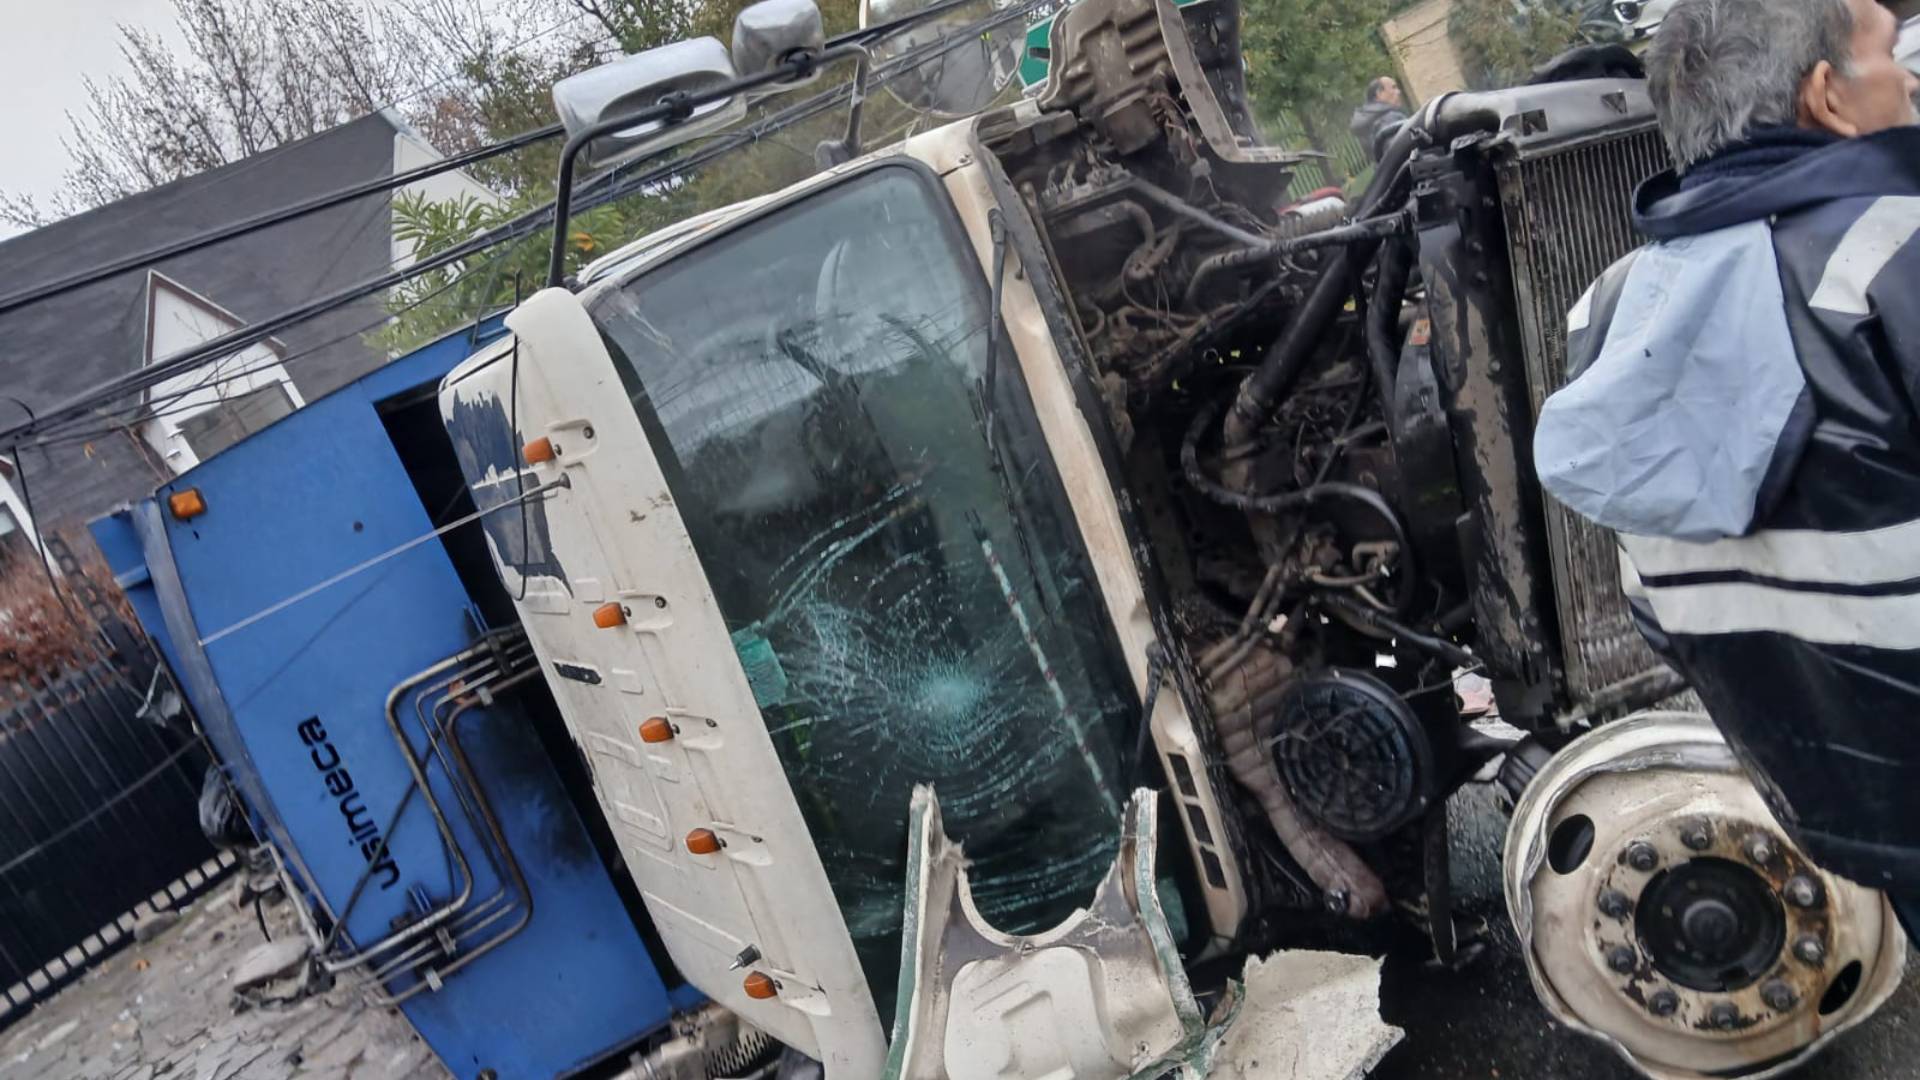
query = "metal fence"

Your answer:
(1266, 110), (1377, 203)
(0, 560), (234, 1028)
